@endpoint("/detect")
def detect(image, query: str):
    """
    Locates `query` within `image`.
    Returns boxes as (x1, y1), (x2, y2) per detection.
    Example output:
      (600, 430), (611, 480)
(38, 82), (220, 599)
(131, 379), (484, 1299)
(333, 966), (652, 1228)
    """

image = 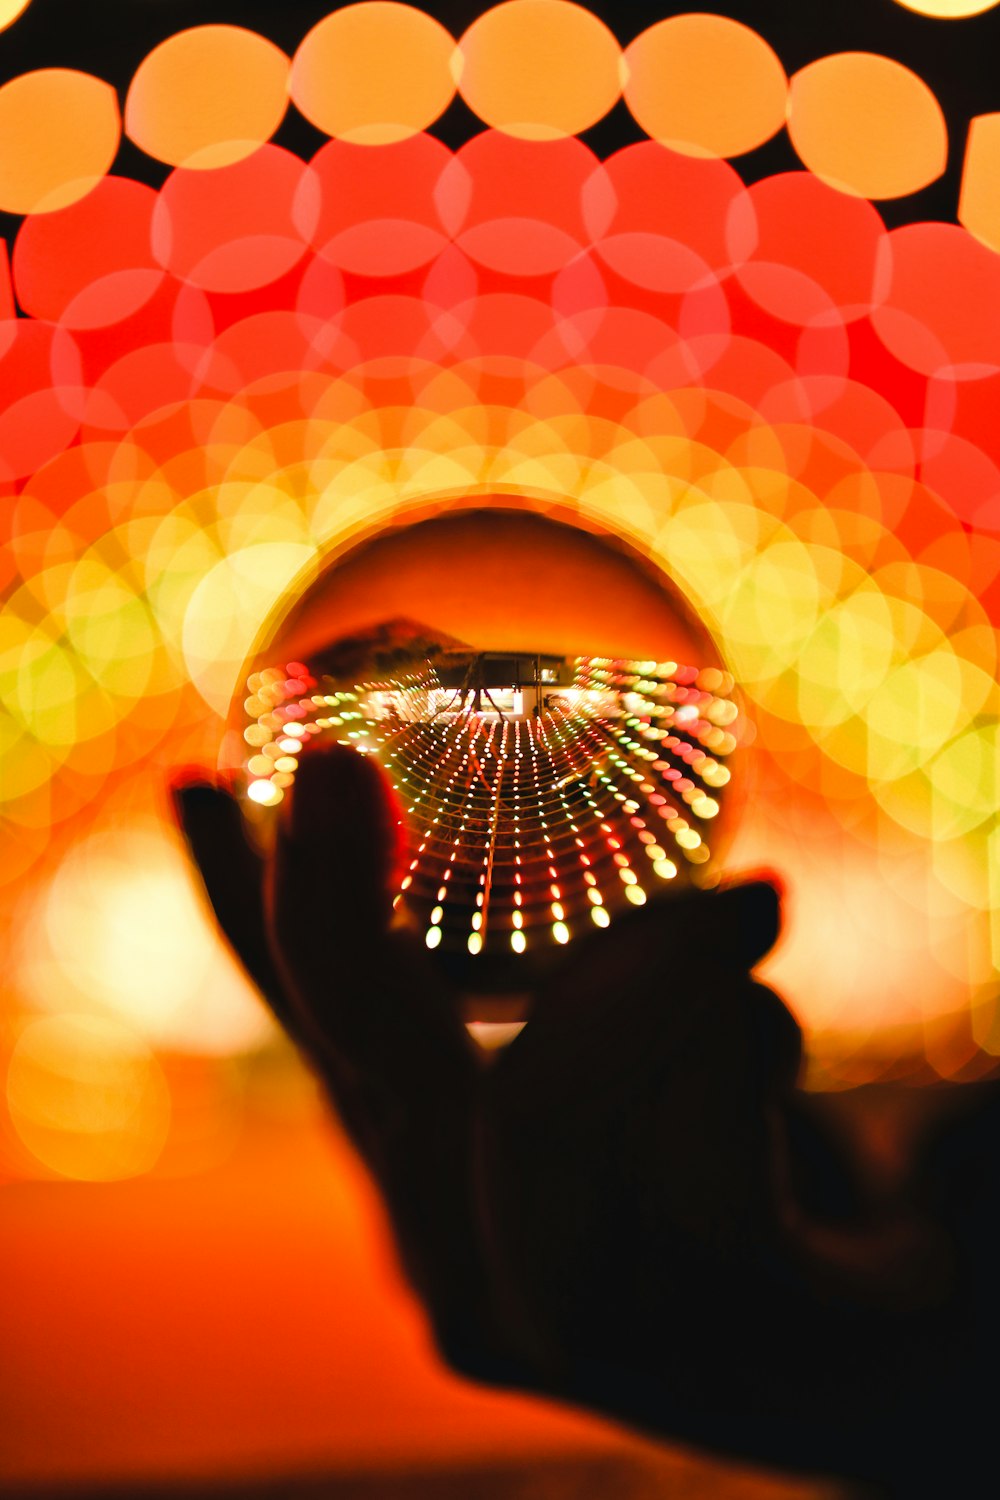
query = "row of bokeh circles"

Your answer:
(6, 2), (1000, 219)
(5, 380), (996, 812)
(9, 137), (1000, 433)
